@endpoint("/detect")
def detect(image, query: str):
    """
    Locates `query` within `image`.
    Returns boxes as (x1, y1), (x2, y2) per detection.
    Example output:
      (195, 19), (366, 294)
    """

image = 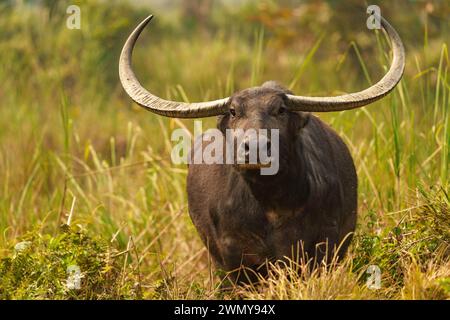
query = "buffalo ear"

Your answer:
(217, 99), (234, 133)
(217, 114), (228, 134)
(289, 111), (310, 134)
(298, 112), (310, 129)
